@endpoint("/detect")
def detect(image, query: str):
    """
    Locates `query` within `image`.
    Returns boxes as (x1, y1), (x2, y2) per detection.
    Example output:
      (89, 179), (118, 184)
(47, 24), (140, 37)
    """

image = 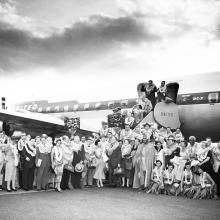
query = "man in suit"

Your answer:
(107, 137), (122, 187)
